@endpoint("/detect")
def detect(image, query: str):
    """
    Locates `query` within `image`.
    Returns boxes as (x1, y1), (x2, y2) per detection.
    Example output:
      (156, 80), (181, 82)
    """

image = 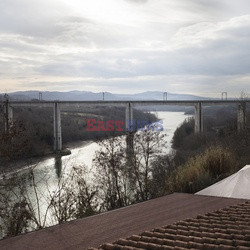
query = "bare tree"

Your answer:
(129, 129), (166, 201)
(0, 165), (97, 238)
(93, 136), (131, 211)
(0, 172), (39, 238)
(93, 127), (166, 209)
(48, 166), (97, 224)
